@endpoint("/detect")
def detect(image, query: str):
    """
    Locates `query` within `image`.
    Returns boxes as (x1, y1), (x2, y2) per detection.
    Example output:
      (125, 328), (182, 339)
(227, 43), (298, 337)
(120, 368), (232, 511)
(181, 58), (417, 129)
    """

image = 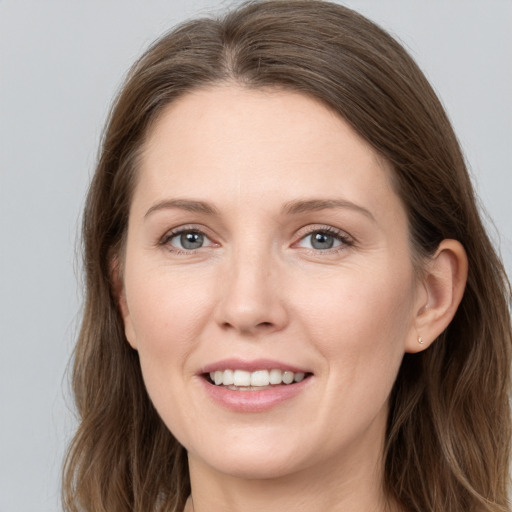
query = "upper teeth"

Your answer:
(209, 369), (306, 387)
